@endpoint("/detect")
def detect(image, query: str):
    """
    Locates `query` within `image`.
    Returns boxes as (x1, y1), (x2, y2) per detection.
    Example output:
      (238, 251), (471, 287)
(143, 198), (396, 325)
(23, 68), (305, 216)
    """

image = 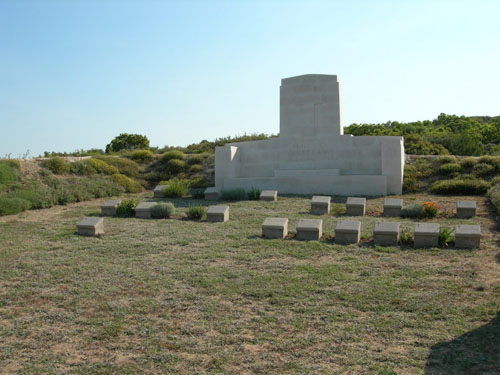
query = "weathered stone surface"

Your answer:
(346, 197), (366, 216)
(414, 223), (439, 248)
(455, 224), (481, 248)
(296, 219), (323, 240)
(335, 220), (361, 244)
(383, 198), (403, 217)
(214, 75), (404, 196)
(260, 190), (278, 201)
(135, 202), (157, 219)
(262, 217), (288, 239)
(77, 217), (104, 236)
(206, 205), (229, 222)
(153, 184), (168, 198)
(456, 200), (476, 218)
(204, 187), (221, 200)
(373, 221), (399, 246)
(311, 195), (331, 215)
(101, 200), (120, 216)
